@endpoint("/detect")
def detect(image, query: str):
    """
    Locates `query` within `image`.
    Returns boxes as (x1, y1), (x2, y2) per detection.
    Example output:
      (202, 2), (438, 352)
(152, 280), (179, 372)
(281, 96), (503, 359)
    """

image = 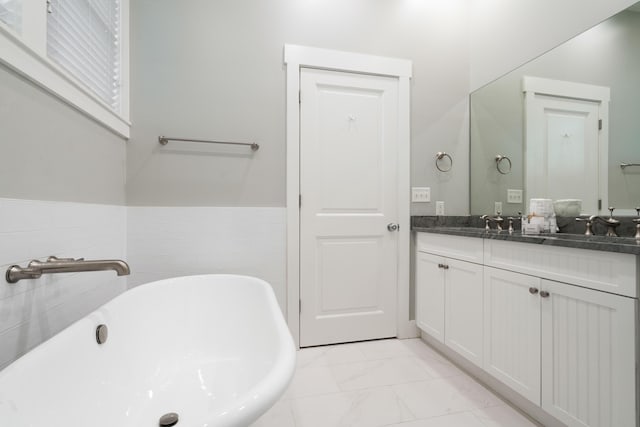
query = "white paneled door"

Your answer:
(524, 78), (609, 214)
(299, 68), (399, 347)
